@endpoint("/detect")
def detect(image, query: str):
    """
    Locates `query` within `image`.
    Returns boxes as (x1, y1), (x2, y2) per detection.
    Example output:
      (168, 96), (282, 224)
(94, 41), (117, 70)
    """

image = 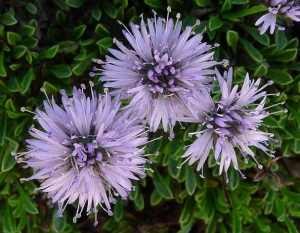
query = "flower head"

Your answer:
(15, 83), (149, 226)
(255, 0), (300, 34)
(175, 68), (284, 181)
(92, 7), (225, 138)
